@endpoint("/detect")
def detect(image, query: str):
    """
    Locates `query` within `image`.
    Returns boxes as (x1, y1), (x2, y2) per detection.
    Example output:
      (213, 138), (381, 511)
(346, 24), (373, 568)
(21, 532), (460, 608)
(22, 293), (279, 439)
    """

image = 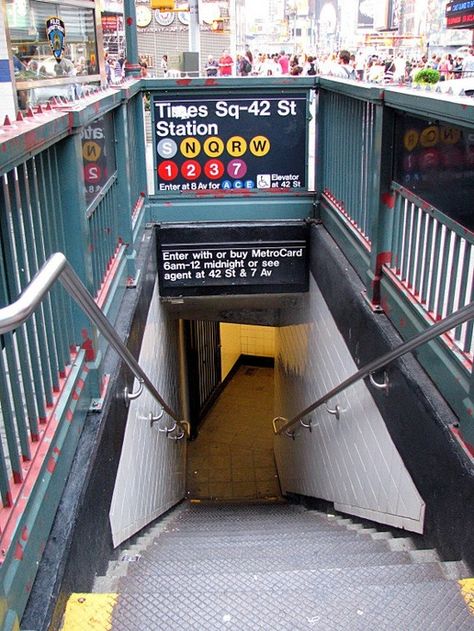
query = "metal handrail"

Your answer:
(273, 301), (474, 435)
(0, 252), (189, 437)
